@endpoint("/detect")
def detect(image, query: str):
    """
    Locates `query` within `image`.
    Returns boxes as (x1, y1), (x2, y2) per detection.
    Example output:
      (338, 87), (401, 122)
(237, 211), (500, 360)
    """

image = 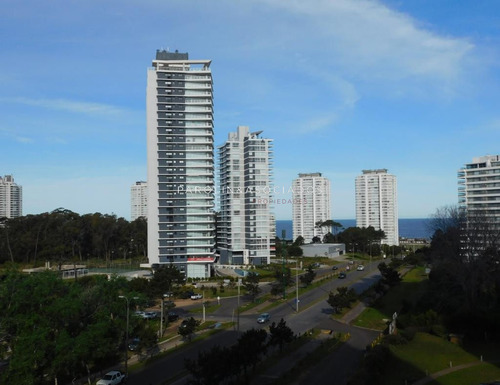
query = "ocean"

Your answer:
(276, 218), (433, 240)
